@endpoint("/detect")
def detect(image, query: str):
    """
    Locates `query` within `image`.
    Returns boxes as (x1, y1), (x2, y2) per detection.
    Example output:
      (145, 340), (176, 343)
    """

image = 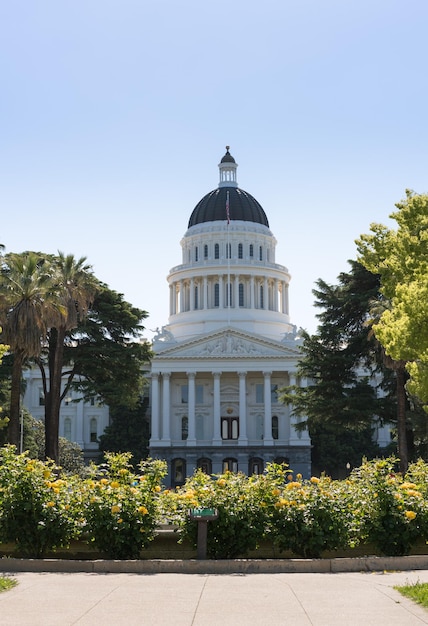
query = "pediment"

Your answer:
(153, 328), (301, 360)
